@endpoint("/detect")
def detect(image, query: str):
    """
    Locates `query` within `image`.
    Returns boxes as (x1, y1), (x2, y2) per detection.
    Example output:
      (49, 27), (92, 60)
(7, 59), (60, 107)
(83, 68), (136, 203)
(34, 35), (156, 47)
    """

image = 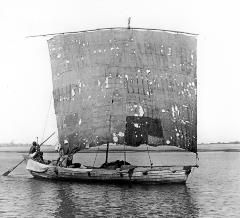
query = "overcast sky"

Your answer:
(0, 0), (240, 144)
